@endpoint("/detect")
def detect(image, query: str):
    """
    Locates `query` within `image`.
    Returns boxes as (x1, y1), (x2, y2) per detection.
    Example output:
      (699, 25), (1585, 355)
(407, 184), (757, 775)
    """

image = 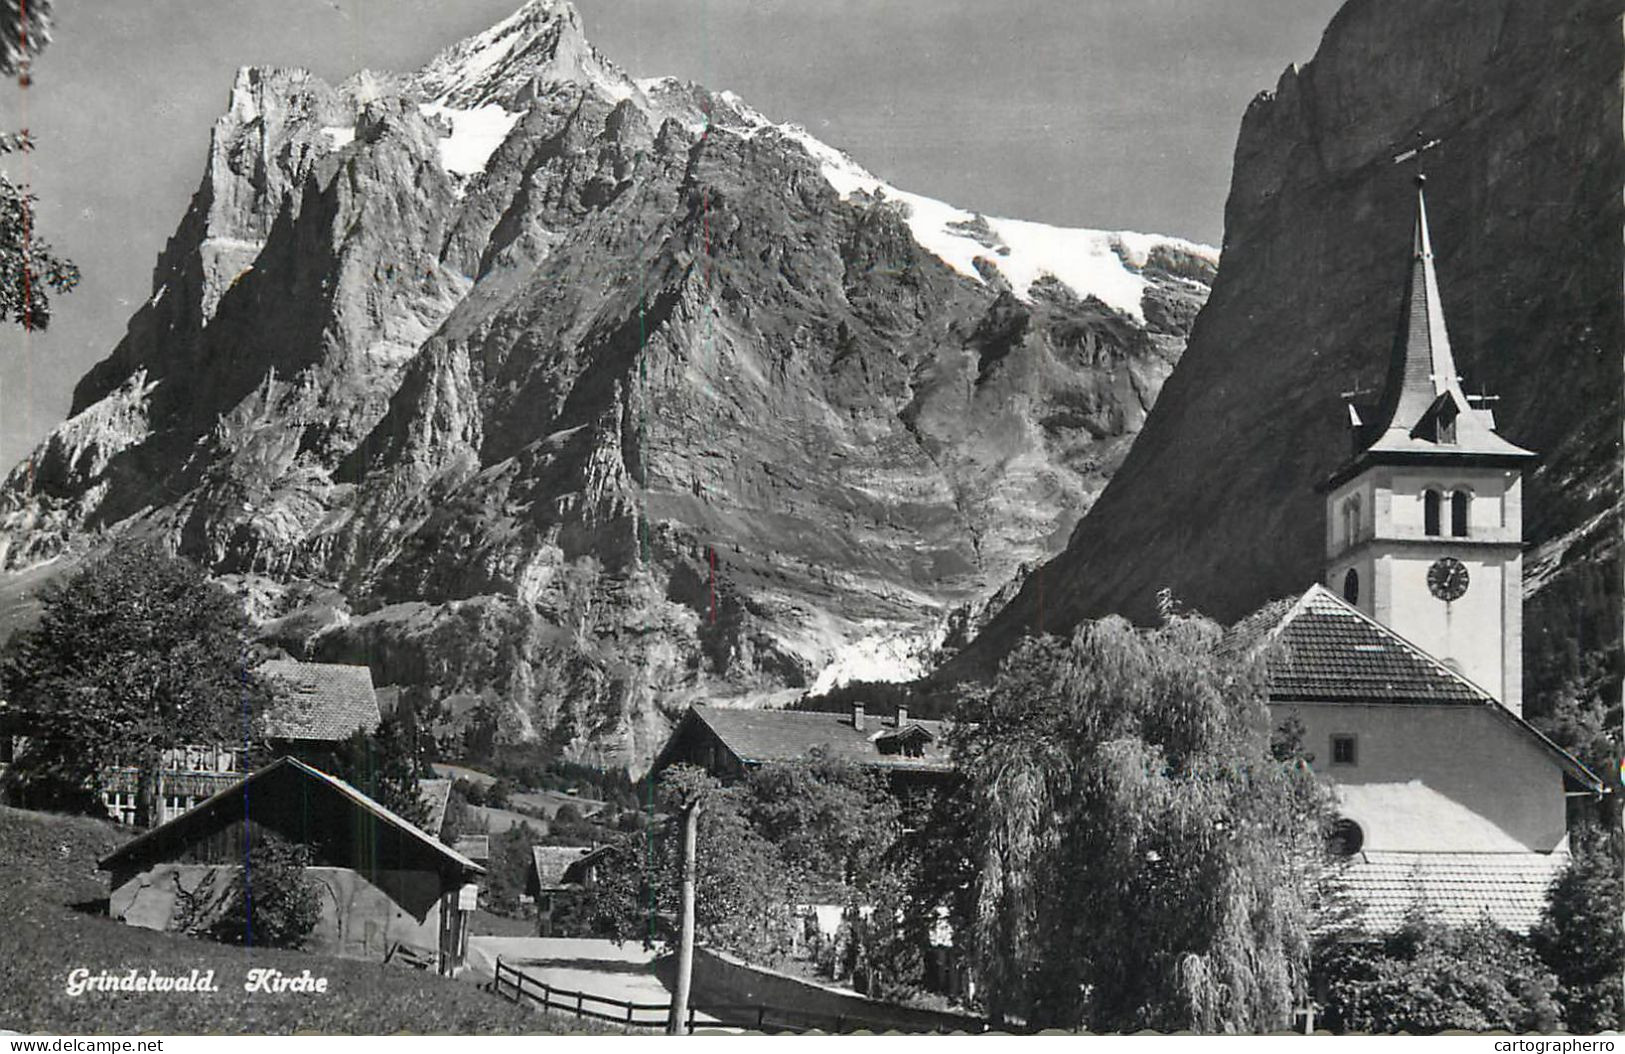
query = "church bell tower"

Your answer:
(1318, 175), (1535, 714)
